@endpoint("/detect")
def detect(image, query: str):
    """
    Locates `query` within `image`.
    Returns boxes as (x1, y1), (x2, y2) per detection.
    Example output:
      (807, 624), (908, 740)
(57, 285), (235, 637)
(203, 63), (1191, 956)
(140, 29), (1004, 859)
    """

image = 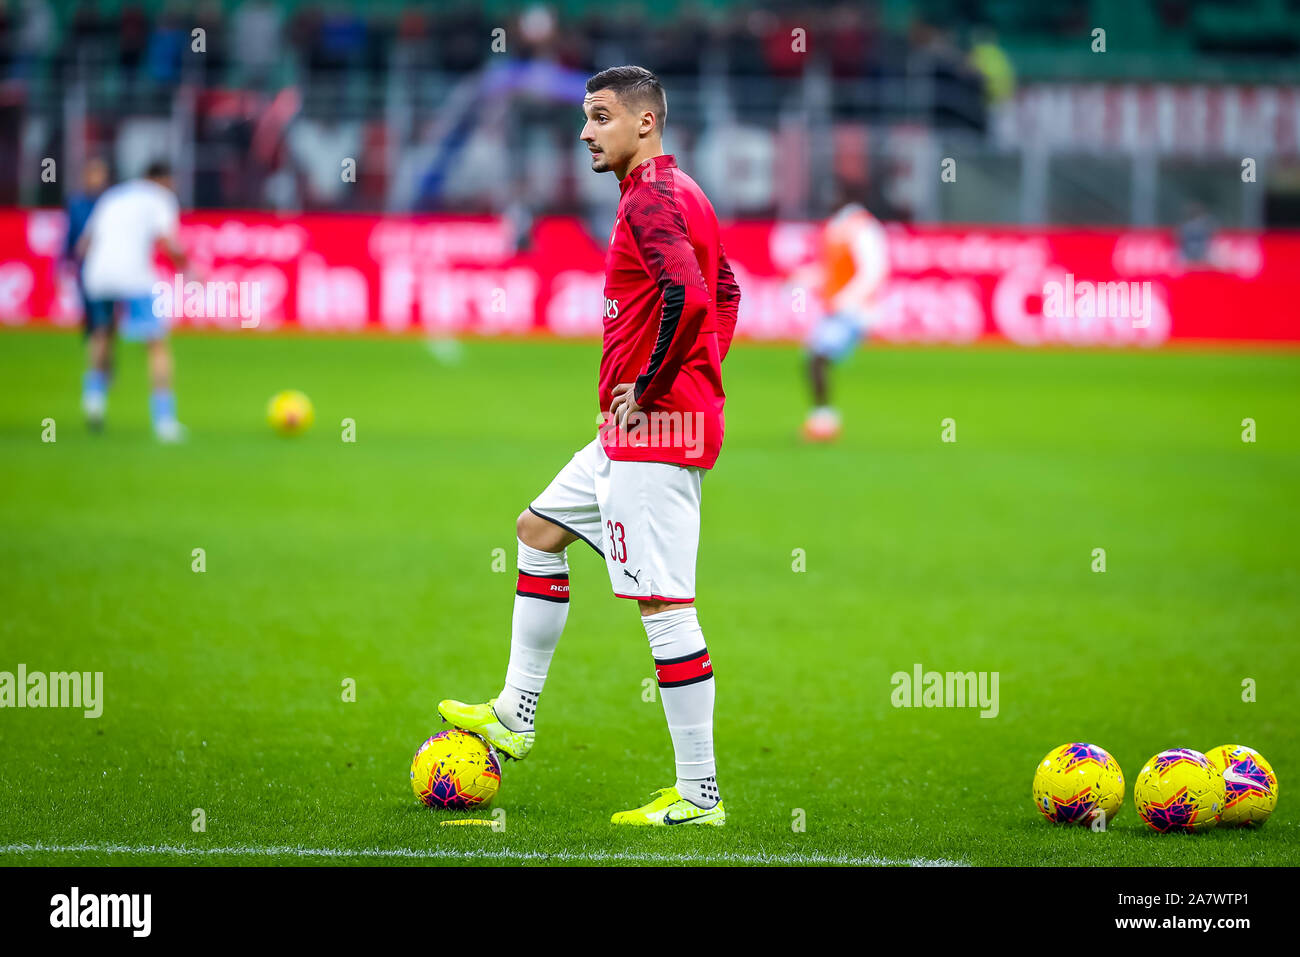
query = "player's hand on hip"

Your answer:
(610, 382), (641, 428)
